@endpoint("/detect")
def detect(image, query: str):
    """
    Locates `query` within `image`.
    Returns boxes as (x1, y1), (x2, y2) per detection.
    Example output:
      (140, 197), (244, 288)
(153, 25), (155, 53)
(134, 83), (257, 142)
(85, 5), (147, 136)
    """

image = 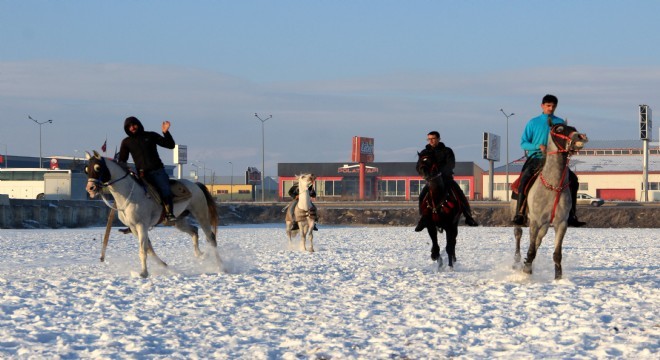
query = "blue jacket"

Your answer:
(521, 113), (565, 159)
